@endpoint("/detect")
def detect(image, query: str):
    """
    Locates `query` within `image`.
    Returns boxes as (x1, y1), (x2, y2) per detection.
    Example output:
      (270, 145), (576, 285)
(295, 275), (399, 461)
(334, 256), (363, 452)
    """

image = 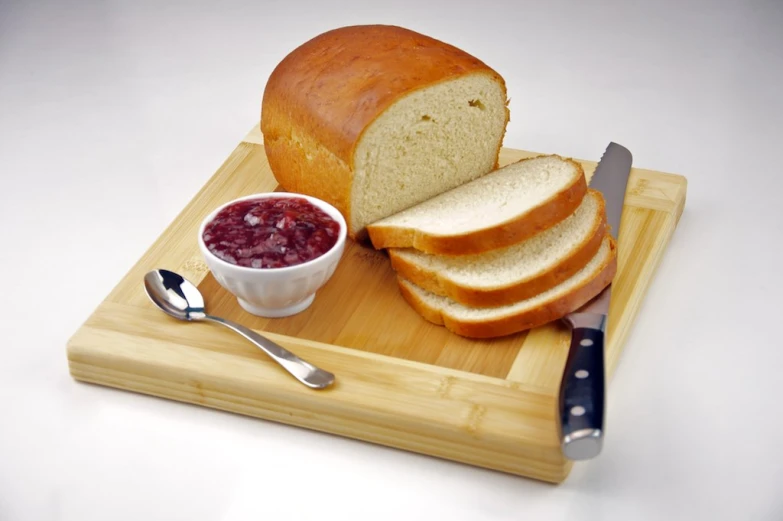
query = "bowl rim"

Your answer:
(198, 192), (348, 274)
